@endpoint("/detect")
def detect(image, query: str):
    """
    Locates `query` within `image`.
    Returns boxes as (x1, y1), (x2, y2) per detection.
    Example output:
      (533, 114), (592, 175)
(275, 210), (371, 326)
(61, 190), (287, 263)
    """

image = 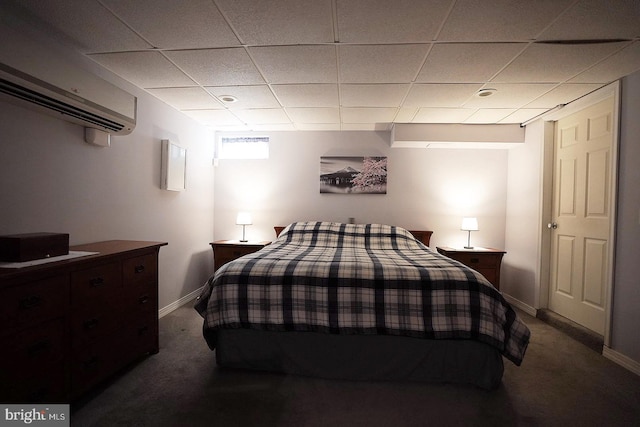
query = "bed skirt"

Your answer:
(214, 329), (504, 390)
